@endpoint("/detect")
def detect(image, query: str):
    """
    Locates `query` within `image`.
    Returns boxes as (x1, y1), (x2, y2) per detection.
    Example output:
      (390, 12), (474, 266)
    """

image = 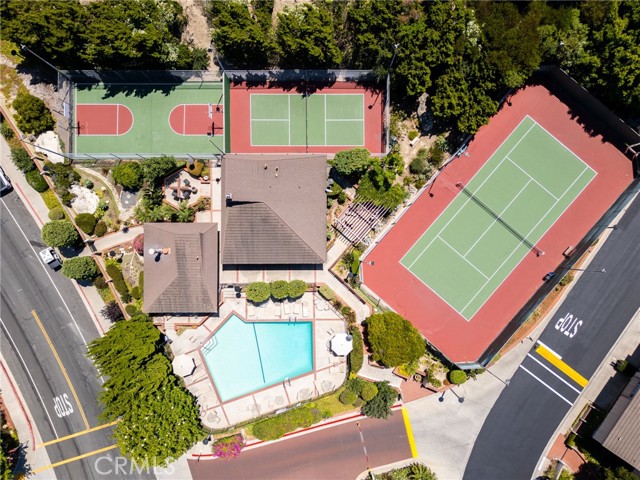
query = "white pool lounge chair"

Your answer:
(302, 301), (309, 317)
